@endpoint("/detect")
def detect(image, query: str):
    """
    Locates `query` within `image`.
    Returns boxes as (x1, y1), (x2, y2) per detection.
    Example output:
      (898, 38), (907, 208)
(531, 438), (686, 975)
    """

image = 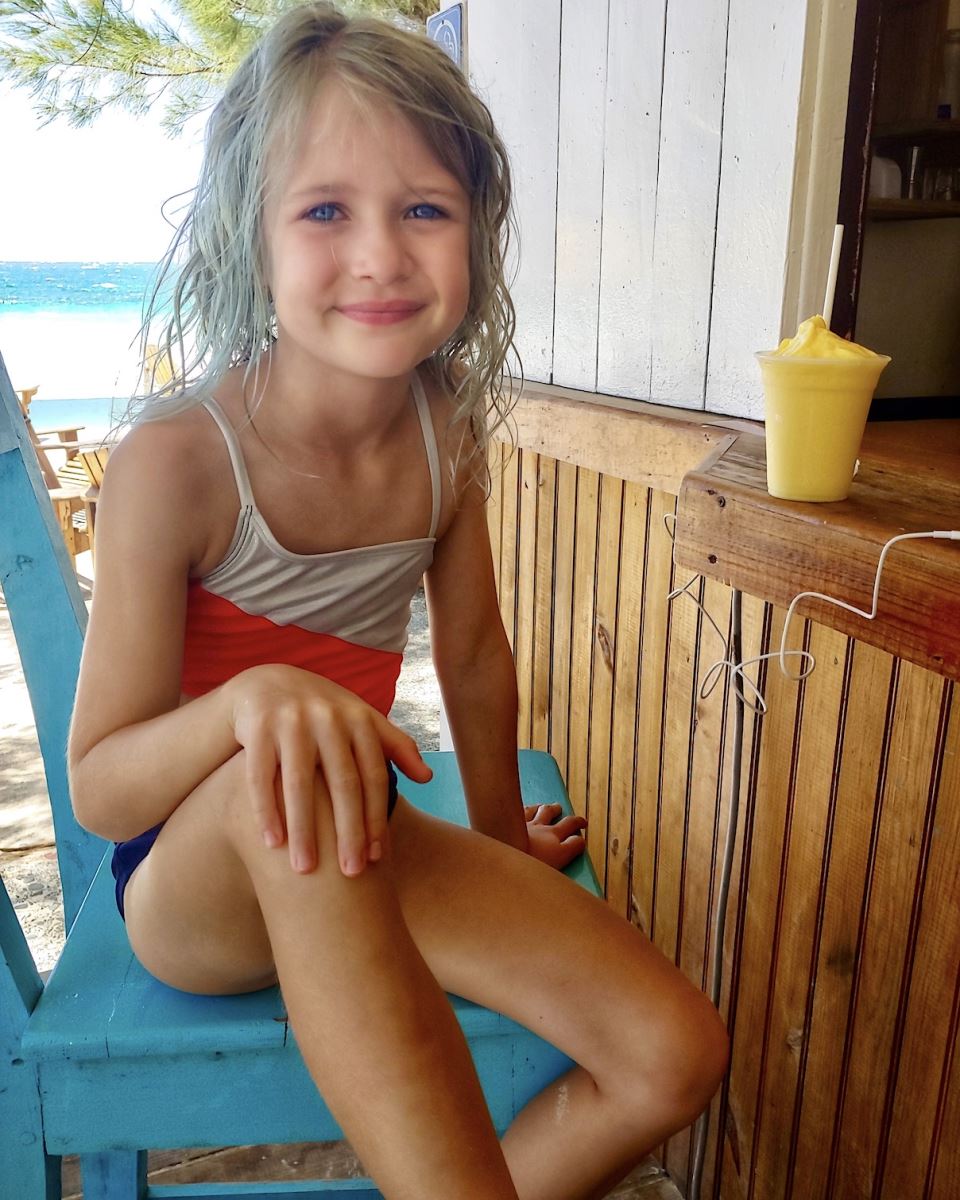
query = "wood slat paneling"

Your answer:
(553, 0), (608, 390)
(880, 684), (958, 1199)
(649, 0), (729, 407)
(566, 468), (600, 822)
(596, 0), (666, 399)
(549, 461), (578, 779)
(630, 490), (676, 939)
(788, 641), (895, 1200)
(605, 481), (648, 918)
(828, 664), (948, 1199)
(585, 474), (624, 890)
(531, 456), (557, 751)
(486, 430), (957, 1199)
